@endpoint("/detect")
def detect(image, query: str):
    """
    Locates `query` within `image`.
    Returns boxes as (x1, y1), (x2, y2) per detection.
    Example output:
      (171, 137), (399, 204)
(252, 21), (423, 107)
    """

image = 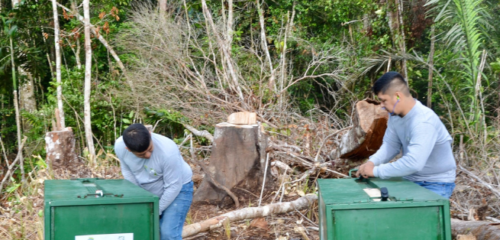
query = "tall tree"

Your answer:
(11, 0), (24, 182)
(83, 0), (95, 160)
(51, 0), (65, 128)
